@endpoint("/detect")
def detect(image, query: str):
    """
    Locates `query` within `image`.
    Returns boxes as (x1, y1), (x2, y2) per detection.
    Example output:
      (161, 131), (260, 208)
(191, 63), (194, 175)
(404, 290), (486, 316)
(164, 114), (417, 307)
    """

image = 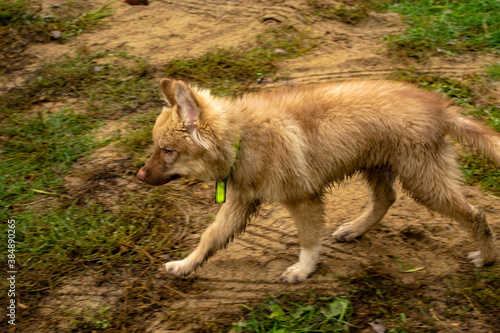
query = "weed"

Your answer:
(68, 306), (113, 330)
(307, 0), (390, 24)
(62, 4), (115, 38)
(233, 294), (352, 332)
(1, 51), (160, 119)
(0, 109), (103, 215)
(445, 266), (500, 328)
(163, 28), (317, 96)
(0, 0), (114, 72)
(385, 0), (500, 59)
(0, 0), (30, 25)
(121, 111), (159, 166)
(344, 265), (434, 332)
(484, 62), (500, 80)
